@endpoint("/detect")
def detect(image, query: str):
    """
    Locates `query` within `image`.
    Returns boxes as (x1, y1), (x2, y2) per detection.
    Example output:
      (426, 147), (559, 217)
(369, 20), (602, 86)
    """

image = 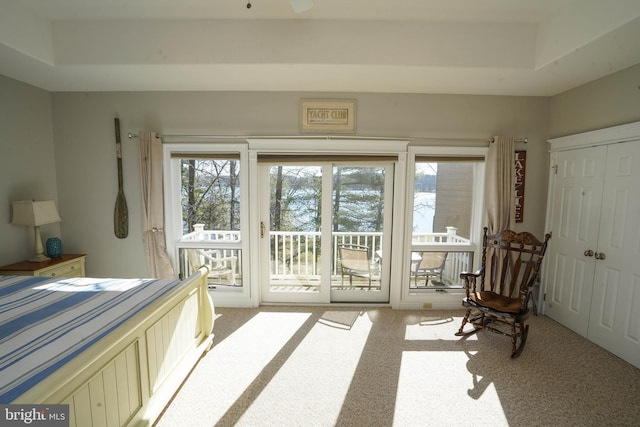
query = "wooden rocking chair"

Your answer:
(455, 227), (550, 358)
